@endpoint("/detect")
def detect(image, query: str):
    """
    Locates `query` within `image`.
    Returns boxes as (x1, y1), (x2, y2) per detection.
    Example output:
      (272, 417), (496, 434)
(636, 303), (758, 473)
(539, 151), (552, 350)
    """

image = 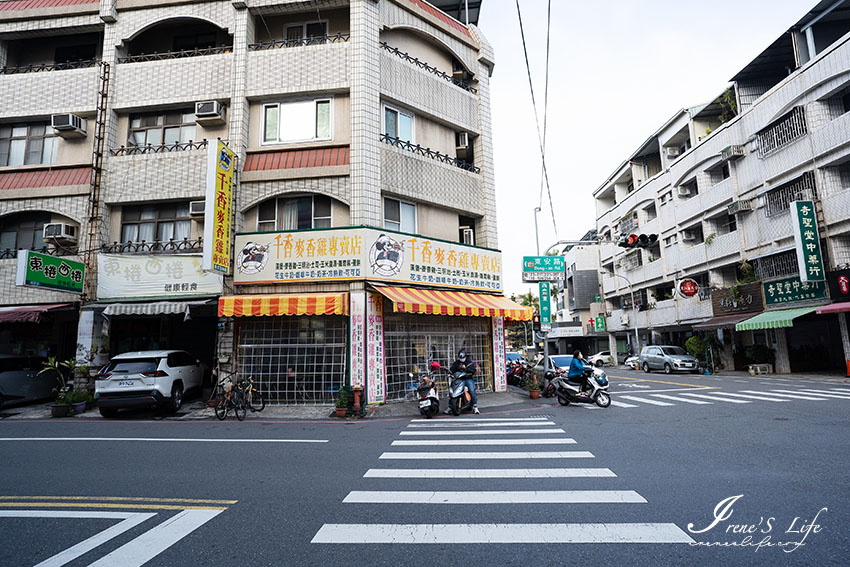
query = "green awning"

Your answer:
(735, 306), (819, 331)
